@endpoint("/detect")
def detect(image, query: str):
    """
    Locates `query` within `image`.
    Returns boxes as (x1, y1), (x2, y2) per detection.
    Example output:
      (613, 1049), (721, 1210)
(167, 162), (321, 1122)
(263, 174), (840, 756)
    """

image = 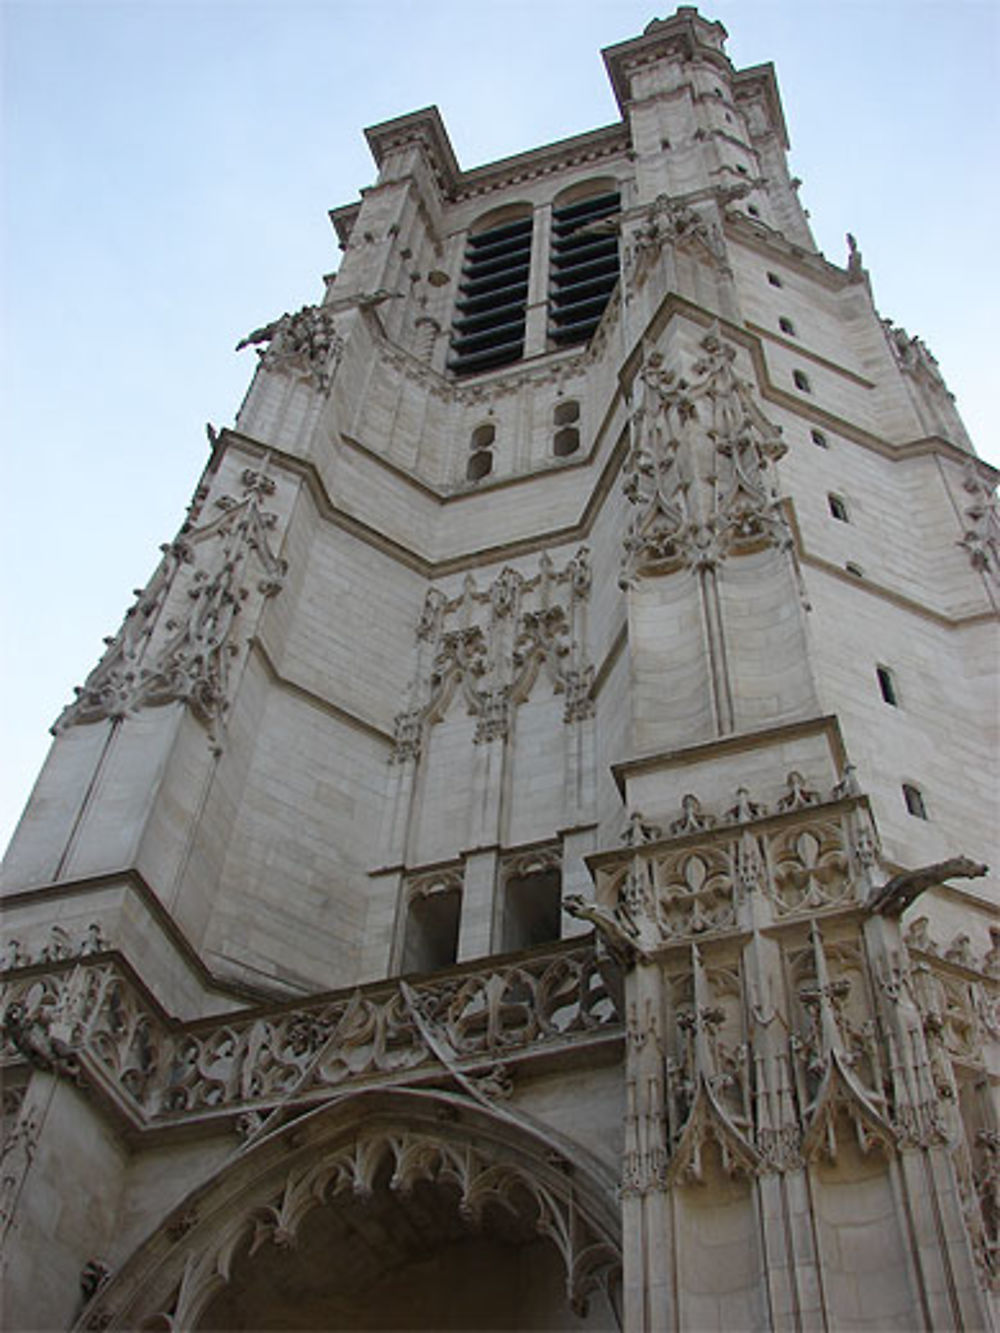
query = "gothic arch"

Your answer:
(77, 1088), (622, 1331)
